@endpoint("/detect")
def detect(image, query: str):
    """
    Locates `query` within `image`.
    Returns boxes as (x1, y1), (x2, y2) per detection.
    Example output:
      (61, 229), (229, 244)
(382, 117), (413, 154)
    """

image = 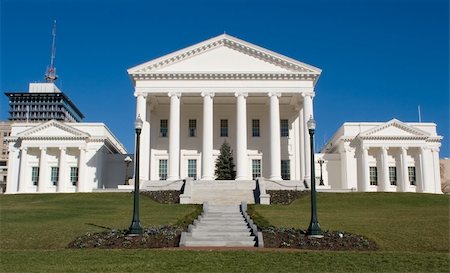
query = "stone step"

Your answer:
(193, 226), (251, 232)
(190, 230), (252, 236)
(183, 239), (256, 247)
(199, 218), (245, 223)
(188, 234), (254, 240)
(195, 223), (248, 228)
